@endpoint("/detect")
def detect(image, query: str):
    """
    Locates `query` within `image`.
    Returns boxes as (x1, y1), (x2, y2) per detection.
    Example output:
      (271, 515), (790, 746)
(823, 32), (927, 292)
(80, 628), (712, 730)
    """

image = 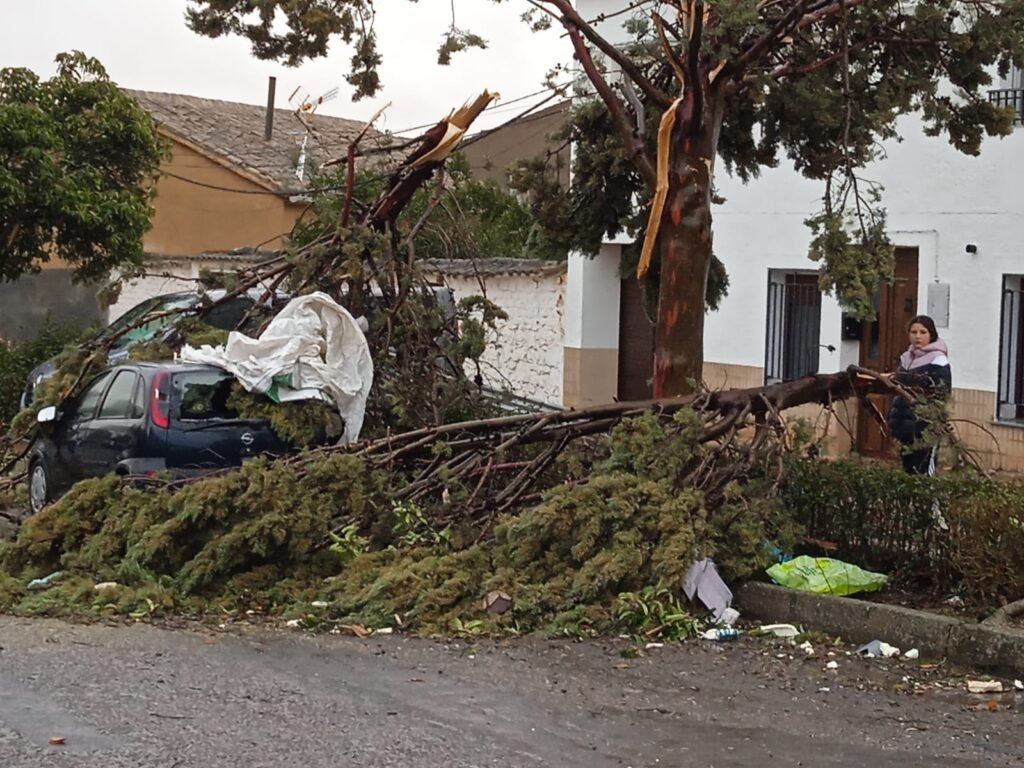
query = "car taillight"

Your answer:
(150, 370), (170, 428)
